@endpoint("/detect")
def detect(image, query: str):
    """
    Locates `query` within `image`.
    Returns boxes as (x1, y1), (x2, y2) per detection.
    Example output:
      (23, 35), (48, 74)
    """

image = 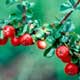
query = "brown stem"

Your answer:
(22, 6), (26, 23)
(59, 11), (73, 25)
(59, 0), (80, 25)
(19, 0), (27, 23)
(0, 28), (3, 30)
